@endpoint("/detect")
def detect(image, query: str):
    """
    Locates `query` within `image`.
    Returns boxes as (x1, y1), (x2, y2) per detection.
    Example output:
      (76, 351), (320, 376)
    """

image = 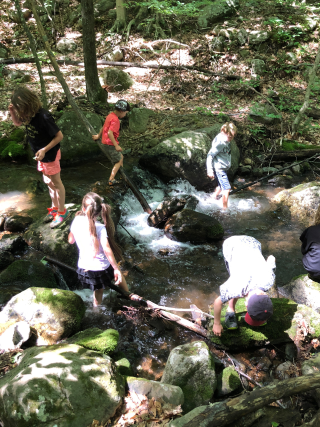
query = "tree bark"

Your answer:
(292, 43), (320, 135)
(28, 0), (152, 214)
(80, 0), (107, 103)
(183, 373), (320, 427)
(14, 0), (48, 108)
(113, 0), (126, 30)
